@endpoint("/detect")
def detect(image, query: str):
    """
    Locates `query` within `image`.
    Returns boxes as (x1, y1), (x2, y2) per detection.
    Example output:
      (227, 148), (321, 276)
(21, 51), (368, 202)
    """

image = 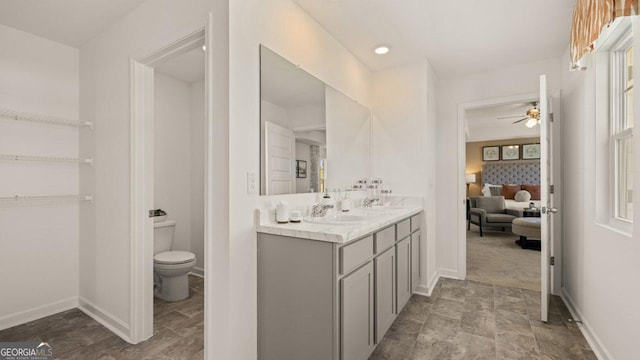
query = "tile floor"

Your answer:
(0, 275), (204, 360)
(1, 275), (594, 360)
(369, 278), (596, 360)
